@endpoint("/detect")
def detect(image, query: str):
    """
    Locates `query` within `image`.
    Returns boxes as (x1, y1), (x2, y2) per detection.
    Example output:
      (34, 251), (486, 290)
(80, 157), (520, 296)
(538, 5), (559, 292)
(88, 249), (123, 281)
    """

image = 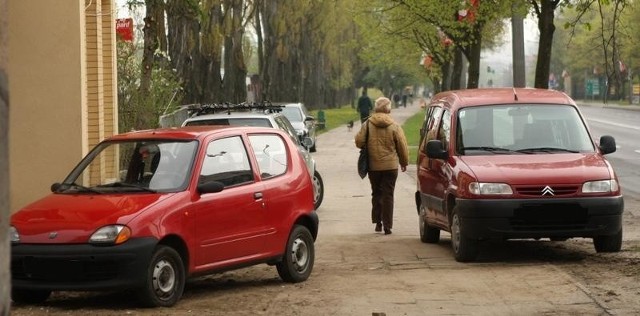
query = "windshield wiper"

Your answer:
(516, 147), (580, 154)
(98, 182), (157, 193)
(58, 182), (103, 194)
(462, 146), (515, 154)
